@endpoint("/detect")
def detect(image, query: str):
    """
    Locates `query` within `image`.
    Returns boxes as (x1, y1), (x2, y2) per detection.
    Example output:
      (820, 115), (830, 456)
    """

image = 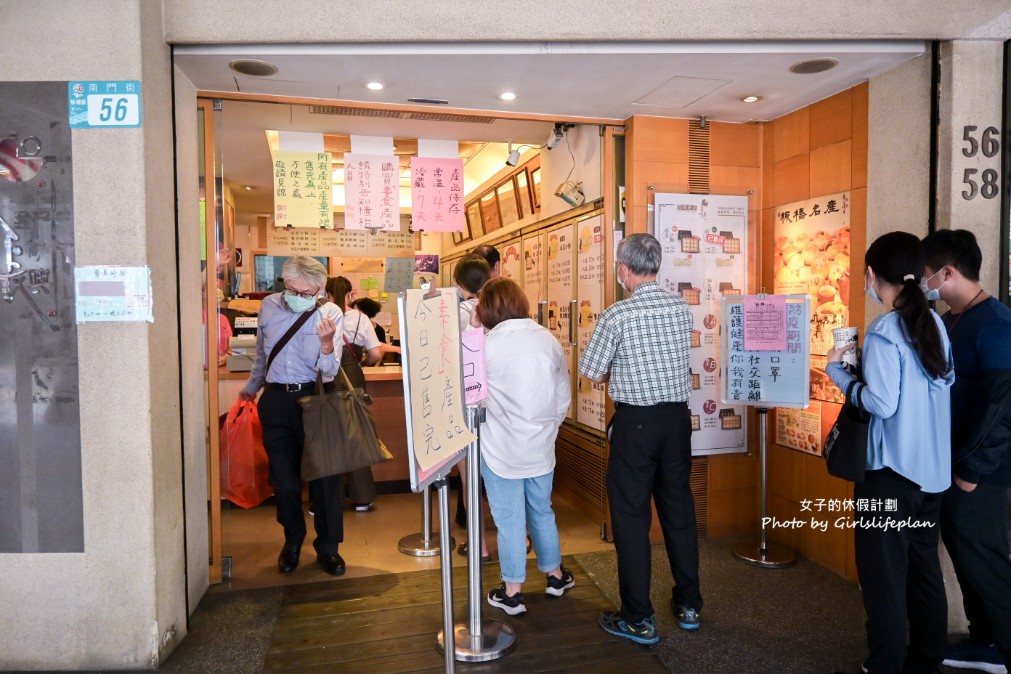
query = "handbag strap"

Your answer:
(264, 298), (323, 379)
